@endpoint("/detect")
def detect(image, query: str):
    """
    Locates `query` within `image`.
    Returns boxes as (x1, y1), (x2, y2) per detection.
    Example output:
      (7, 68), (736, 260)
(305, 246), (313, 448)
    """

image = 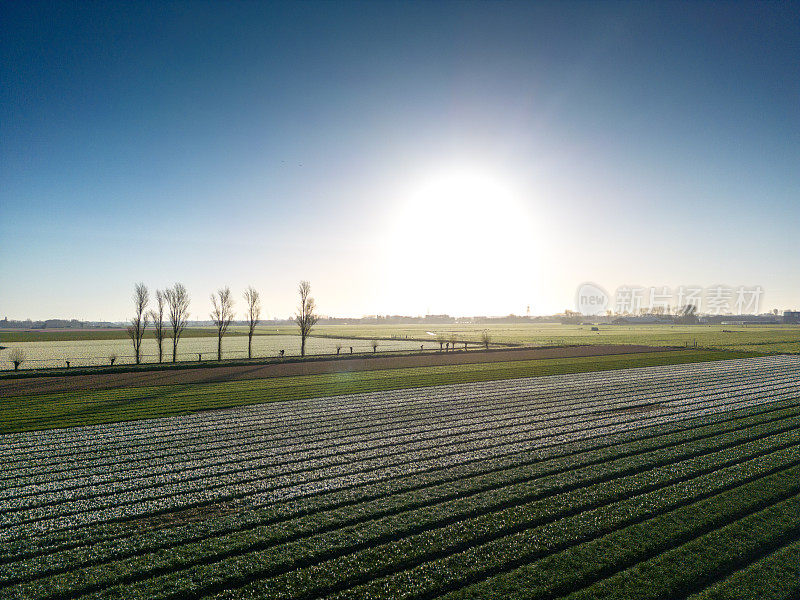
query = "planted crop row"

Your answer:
(198, 454), (800, 600)
(4, 354), (789, 461)
(9, 364), (796, 500)
(8, 420), (799, 599)
(4, 353), (722, 436)
(439, 482), (800, 600)
(6, 373), (792, 515)
(5, 357), (781, 471)
(562, 495), (800, 600)
(2, 356), (797, 599)
(7, 404), (800, 596)
(1, 351), (771, 436)
(7, 366), (770, 494)
(6, 384), (797, 541)
(687, 538), (800, 600)
(5, 392), (799, 565)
